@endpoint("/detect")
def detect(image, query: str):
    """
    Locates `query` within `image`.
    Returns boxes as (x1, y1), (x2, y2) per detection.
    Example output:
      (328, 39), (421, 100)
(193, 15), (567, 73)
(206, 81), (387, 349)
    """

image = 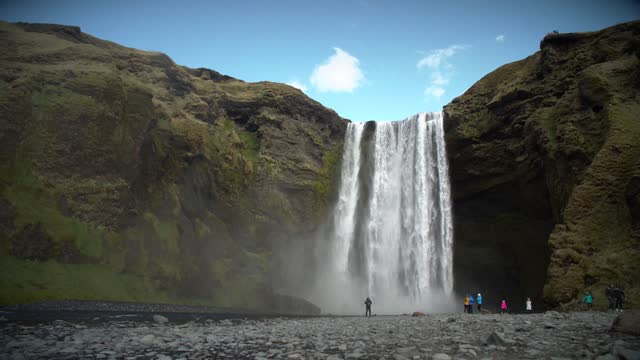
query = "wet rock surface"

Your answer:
(1, 311), (638, 359)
